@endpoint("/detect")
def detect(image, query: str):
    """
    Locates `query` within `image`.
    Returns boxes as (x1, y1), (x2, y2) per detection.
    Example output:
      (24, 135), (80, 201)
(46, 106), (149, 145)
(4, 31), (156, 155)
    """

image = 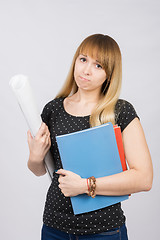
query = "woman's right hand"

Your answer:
(27, 122), (51, 163)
